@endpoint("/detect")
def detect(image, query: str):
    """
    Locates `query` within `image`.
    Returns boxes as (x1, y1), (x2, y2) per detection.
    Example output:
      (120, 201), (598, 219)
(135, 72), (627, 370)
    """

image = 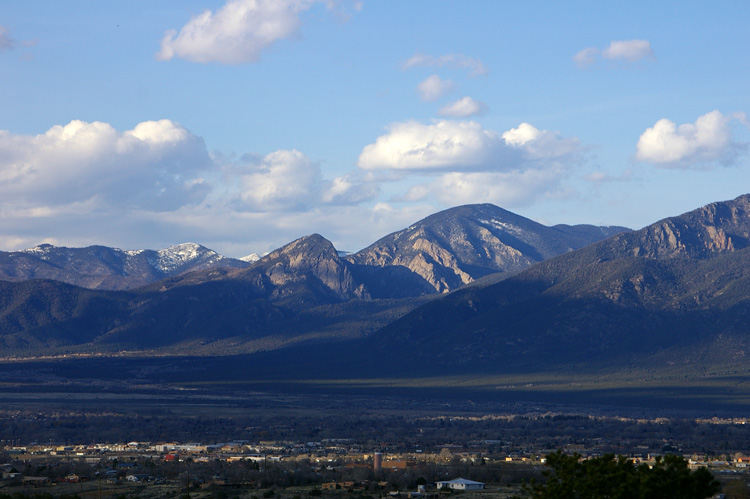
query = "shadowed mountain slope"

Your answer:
(365, 194), (750, 372)
(0, 235), (435, 353)
(0, 205), (628, 356)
